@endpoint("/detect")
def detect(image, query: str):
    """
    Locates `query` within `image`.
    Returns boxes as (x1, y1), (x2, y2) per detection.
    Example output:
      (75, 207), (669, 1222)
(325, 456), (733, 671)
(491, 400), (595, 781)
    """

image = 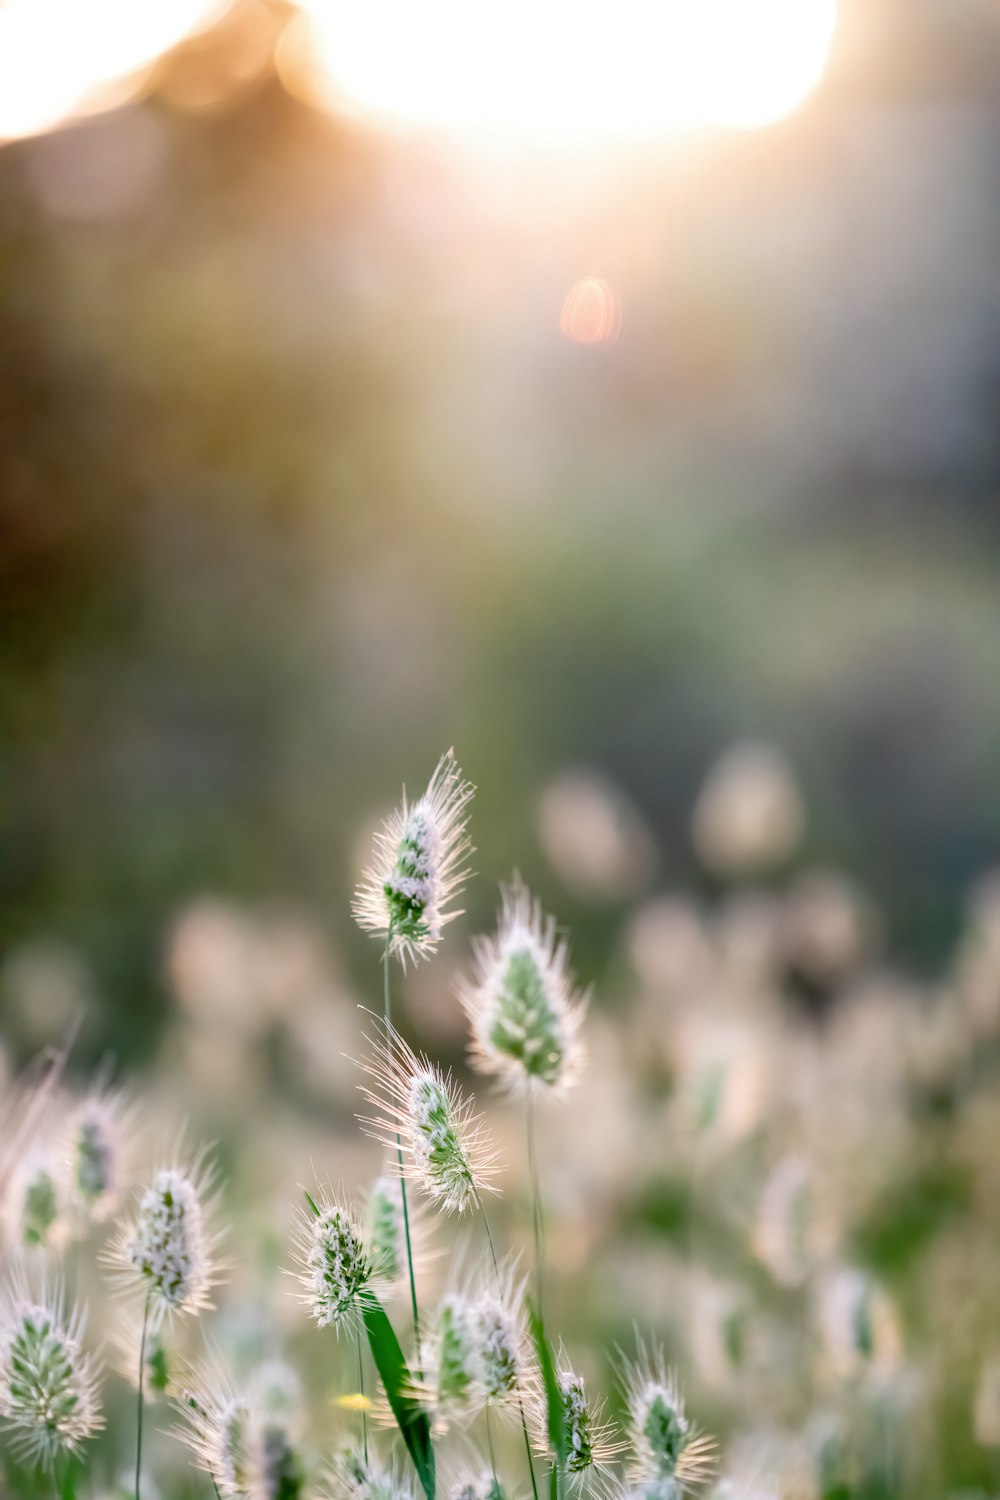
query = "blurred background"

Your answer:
(3, 1), (1000, 1495)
